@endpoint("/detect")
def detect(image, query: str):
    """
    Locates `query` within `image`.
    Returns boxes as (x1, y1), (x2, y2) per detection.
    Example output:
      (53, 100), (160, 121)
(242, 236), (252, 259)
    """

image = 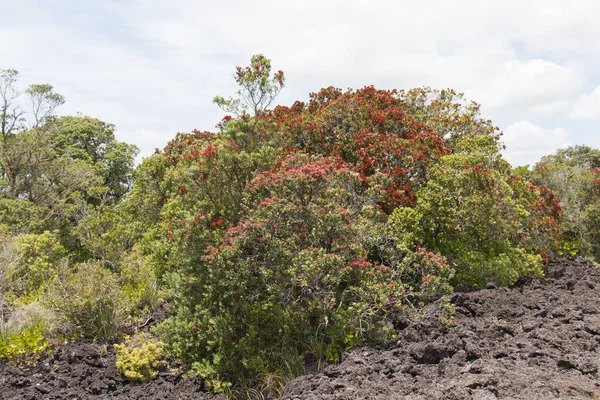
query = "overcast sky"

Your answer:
(1, 0), (599, 166)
